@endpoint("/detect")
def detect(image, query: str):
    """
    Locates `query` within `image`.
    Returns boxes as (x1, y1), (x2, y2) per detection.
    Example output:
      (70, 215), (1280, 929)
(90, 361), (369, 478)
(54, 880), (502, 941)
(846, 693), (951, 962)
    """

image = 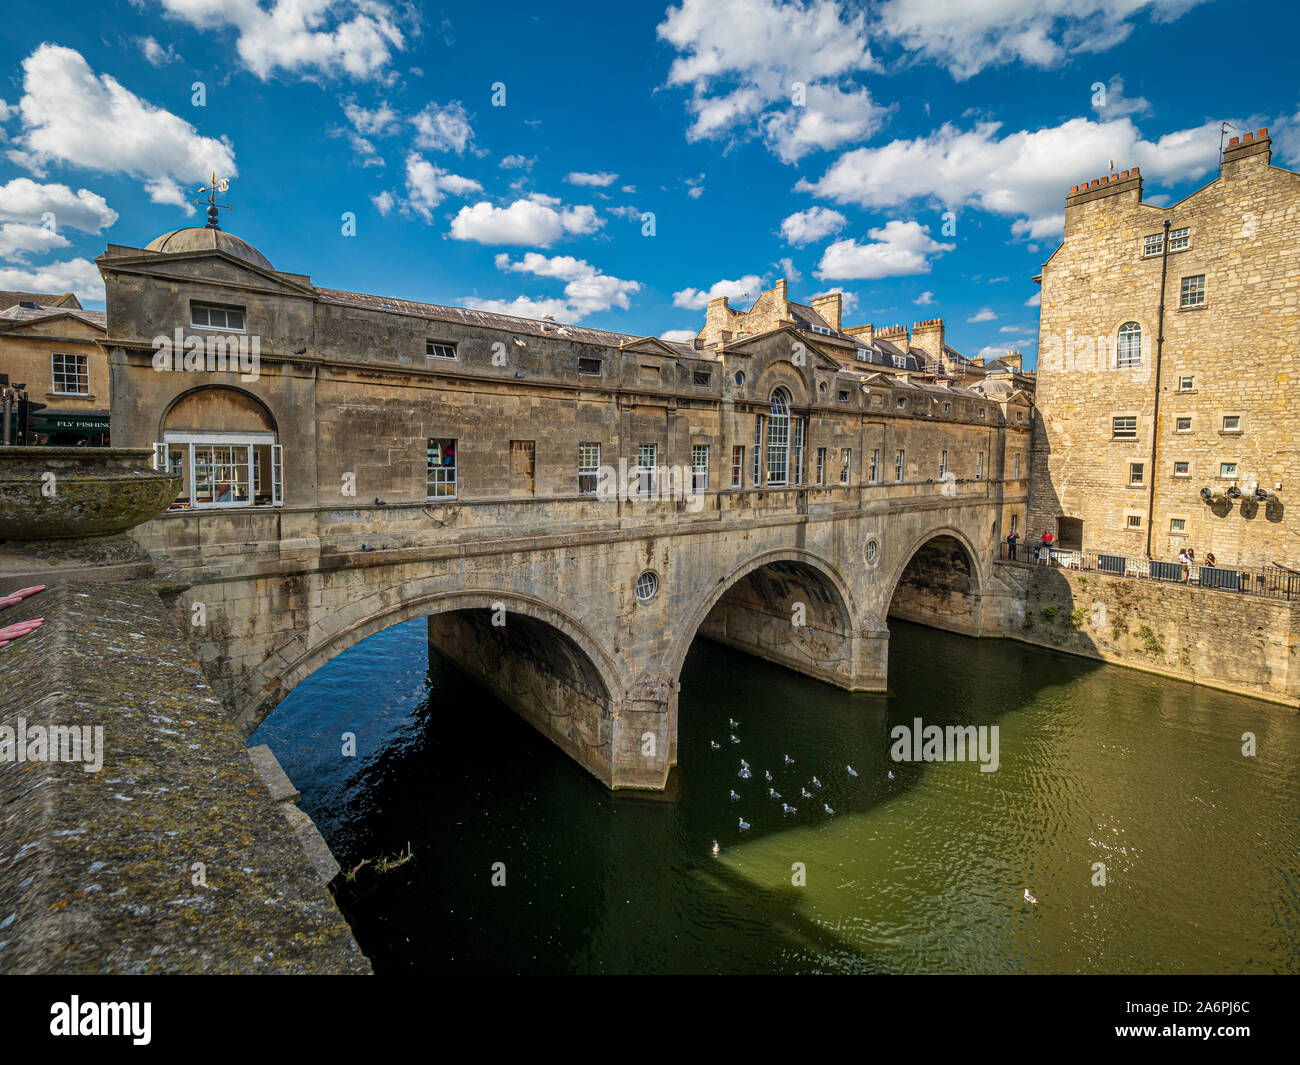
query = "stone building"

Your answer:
(1029, 128), (1299, 571)
(99, 227), (1032, 539)
(0, 291), (109, 444)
